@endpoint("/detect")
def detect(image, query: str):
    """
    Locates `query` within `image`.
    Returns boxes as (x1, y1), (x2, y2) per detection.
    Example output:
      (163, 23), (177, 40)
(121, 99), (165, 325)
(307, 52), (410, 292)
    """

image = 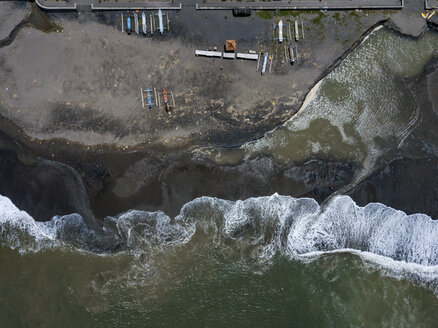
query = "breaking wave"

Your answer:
(1, 193), (438, 293)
